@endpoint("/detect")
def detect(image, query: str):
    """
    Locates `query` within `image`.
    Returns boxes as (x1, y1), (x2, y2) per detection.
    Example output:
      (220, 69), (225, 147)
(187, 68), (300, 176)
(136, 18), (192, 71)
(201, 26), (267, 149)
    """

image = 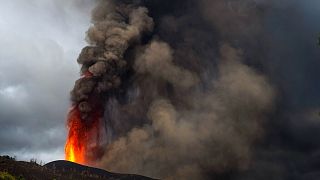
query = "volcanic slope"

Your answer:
(0, 156), (154, 180)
